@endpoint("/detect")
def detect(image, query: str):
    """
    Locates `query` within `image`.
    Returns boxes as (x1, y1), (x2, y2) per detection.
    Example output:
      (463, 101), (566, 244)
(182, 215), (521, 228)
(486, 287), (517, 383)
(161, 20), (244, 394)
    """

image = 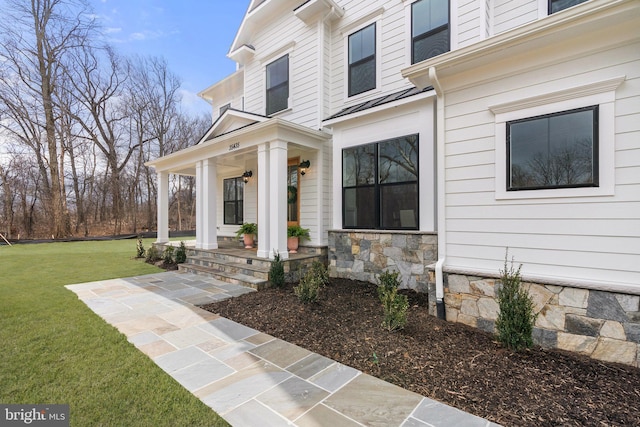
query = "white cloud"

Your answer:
(104, 27), (122, 34)
(179, 89), (211, 117)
